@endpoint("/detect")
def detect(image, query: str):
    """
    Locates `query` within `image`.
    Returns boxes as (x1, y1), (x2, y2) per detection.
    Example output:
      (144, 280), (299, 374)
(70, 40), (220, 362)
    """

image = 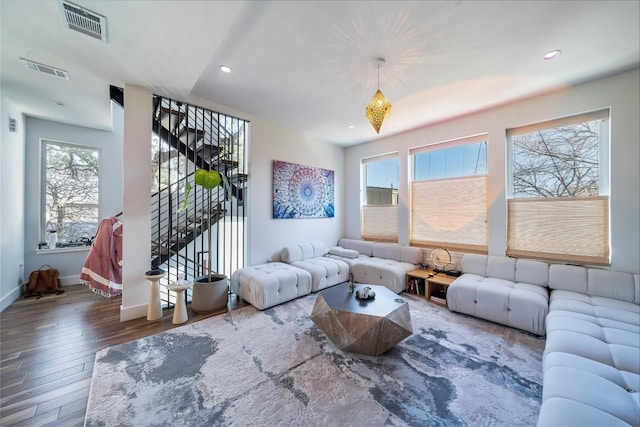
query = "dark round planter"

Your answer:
(191, 273), (229, 313)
